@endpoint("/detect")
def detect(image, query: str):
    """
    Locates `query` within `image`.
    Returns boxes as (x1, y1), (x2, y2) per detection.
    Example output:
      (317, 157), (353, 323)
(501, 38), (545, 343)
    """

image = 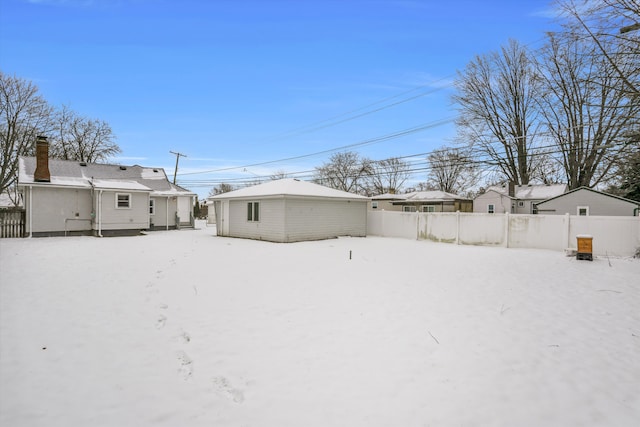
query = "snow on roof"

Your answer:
(371, 193), (408, 200)
(402, 191), (470, 202)
(209, 178), (369, 200)
(91, 179), (151, 191)
(535, 186), (640, 206)
(18, 157), (193, 195)
(486, 184), (568, 200)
